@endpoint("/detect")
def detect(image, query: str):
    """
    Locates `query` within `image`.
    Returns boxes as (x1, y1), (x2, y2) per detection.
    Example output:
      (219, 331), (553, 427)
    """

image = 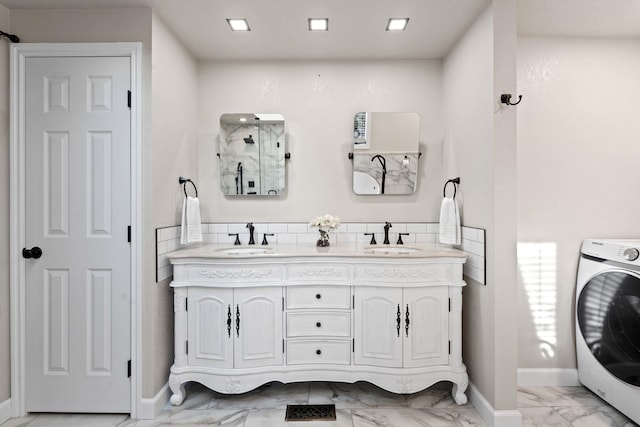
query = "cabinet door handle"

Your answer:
(236, 305), (240, 337)
(396, 304), (401, 337)
(405, 304), (410, 337)
(227, 305), (232, 338)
